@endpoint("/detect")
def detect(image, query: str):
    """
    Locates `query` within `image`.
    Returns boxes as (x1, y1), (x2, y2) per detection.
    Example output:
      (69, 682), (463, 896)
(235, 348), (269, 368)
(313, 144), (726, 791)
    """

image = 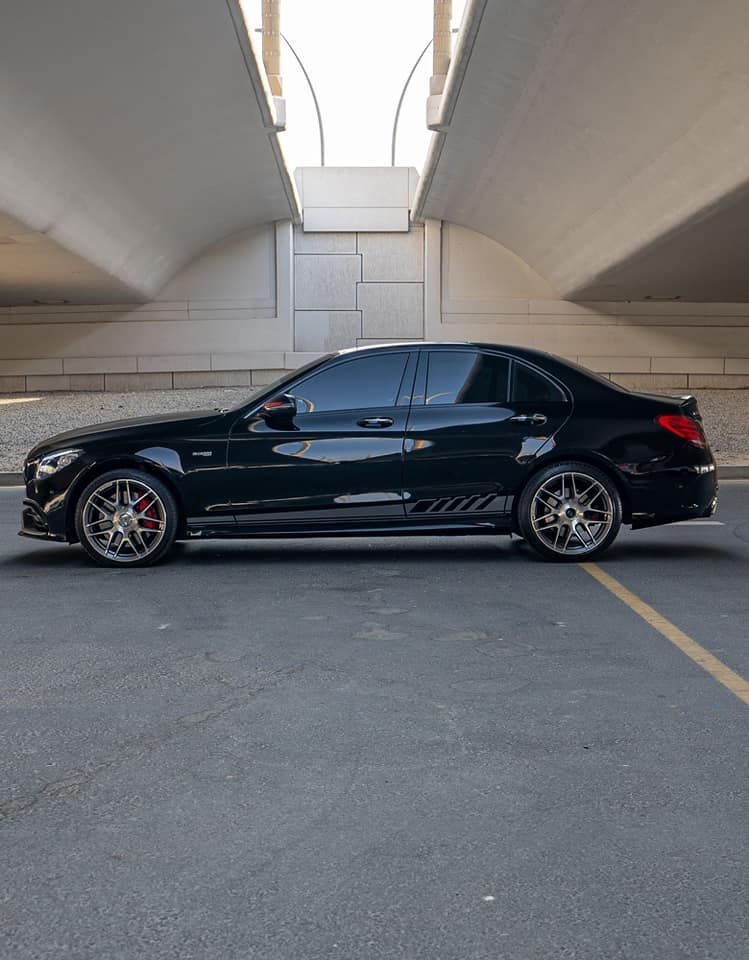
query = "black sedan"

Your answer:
(19, 342), (718, 567)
